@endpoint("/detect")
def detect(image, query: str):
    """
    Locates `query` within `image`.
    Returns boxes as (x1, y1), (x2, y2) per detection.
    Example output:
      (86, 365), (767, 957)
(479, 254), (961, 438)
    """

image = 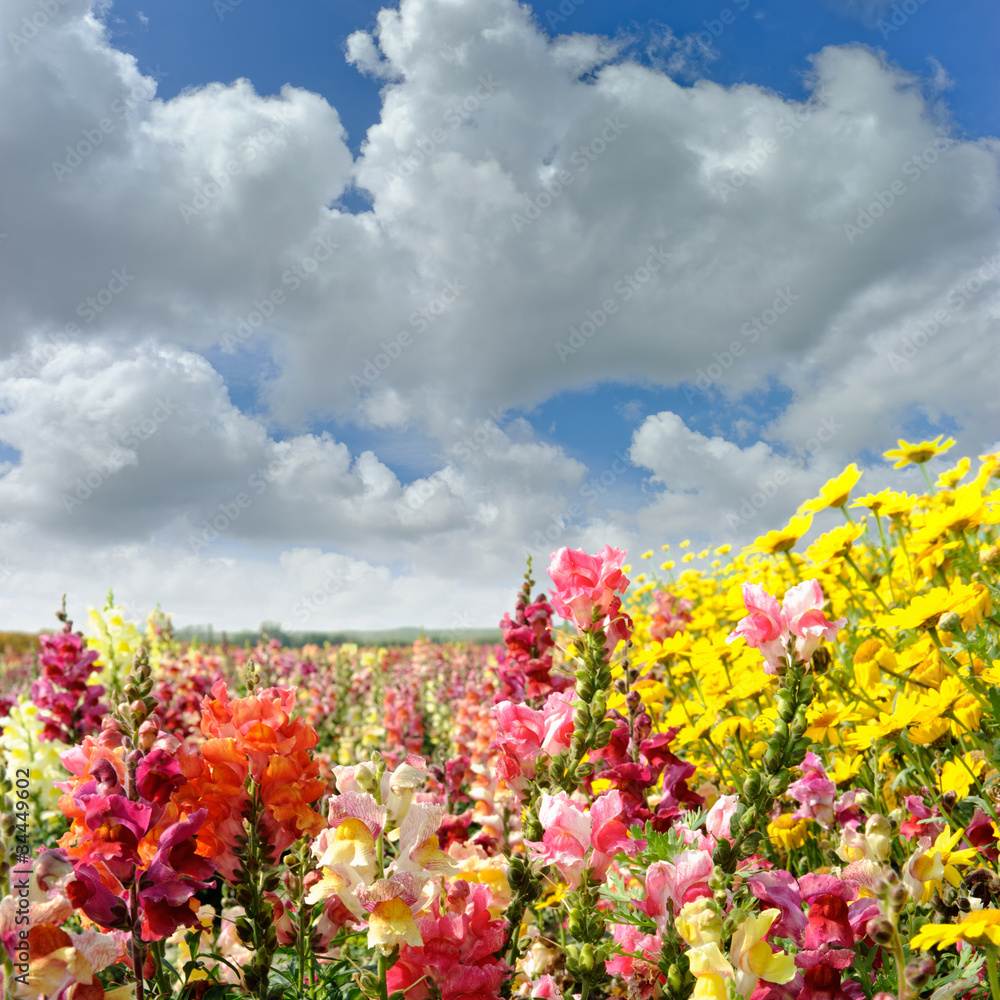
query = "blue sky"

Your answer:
(0, 0), (998, 629)
(101, 0), (998, 480)
(107, 0), (999, 141)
